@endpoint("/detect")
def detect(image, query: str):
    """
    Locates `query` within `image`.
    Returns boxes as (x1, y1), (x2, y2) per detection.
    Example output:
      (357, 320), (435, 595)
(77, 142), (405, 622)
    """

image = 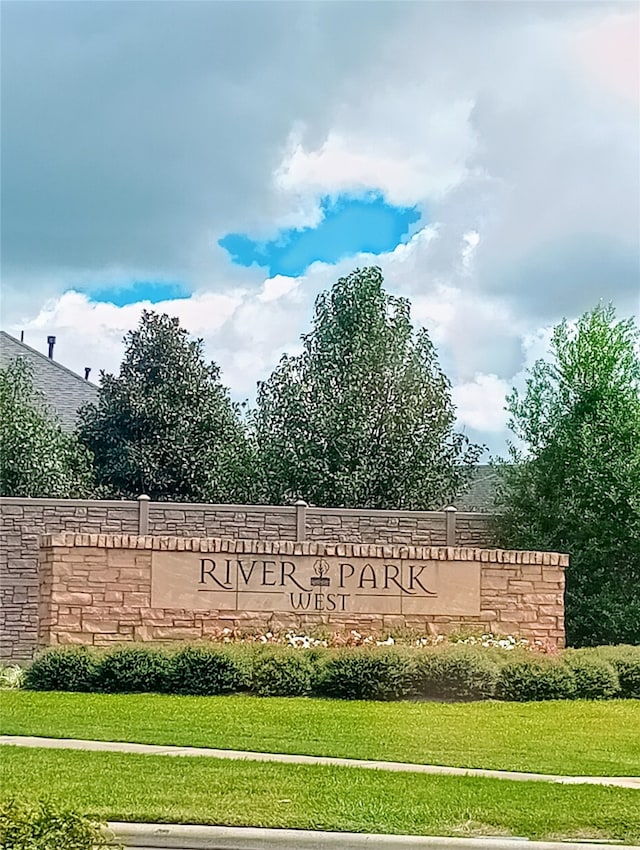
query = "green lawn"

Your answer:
(3, 746), (639, 842)
(2, 692), (639, 776)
